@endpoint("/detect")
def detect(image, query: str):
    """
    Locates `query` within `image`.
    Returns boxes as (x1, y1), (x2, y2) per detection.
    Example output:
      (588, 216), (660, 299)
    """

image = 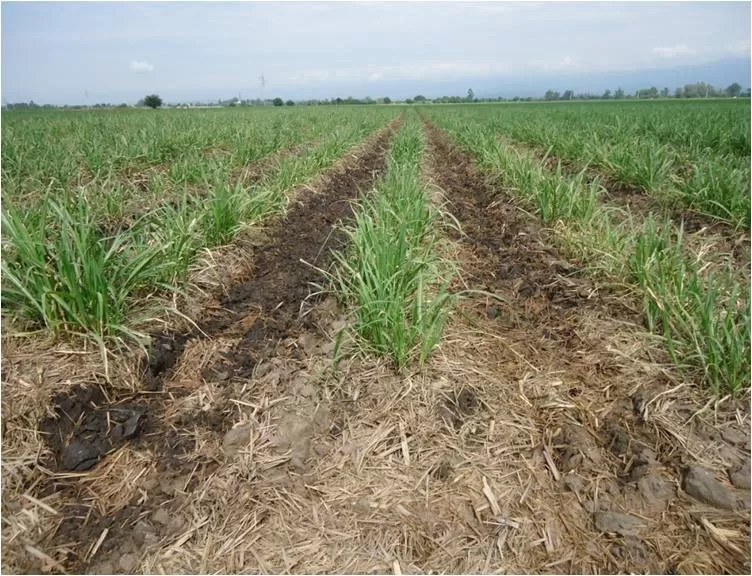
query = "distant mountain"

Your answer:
(293, 57), (751, 101)
(481, 57), (752, 99)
